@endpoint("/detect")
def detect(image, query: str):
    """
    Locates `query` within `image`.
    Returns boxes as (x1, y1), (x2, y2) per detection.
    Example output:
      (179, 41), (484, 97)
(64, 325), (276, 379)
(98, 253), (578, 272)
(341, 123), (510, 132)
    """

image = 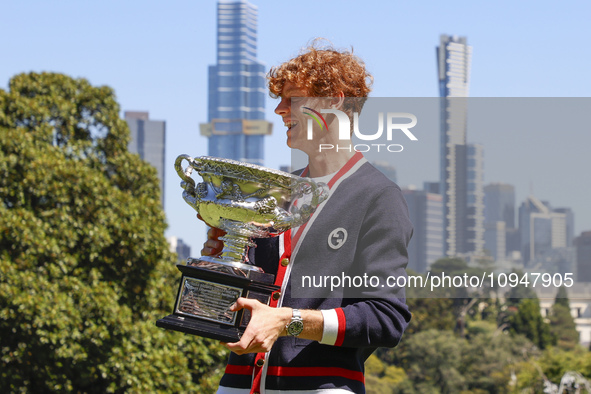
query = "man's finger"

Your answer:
(225, 330), (258, 354)
(231, 297), (263, 312)
(201, 237), (224, 256)
(209, 227), (226, 239)
(201, 246), (217, 256)
(204, 239), (223, 249)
